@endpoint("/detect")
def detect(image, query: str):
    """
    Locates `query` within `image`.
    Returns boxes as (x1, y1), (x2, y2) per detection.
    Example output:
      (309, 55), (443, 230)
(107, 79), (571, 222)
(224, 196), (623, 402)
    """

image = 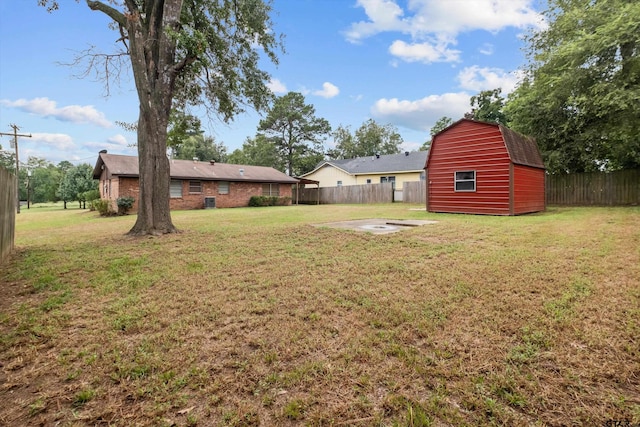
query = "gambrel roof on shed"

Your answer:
(425, 119), (544, 170)
(92, 152), (298, 184)
(499, 125), (545, 169)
